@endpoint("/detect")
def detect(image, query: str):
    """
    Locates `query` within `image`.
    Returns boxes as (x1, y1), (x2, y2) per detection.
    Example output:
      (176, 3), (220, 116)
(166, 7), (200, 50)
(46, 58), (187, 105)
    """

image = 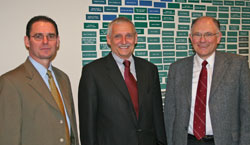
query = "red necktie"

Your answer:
(123, 60), (139, 118)
(193, 60), (208, 140)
